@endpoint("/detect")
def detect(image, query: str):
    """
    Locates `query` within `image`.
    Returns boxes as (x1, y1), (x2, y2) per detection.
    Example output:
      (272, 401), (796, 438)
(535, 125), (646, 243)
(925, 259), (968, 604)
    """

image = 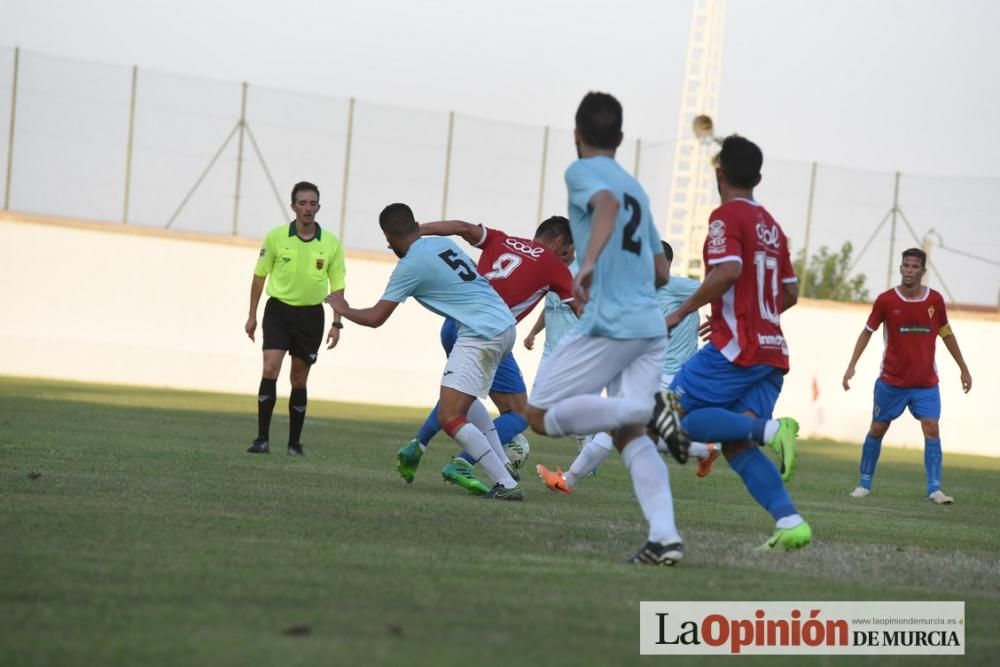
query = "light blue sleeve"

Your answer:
(381, 260), (419, 303)
(565, 161), (610, 212)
